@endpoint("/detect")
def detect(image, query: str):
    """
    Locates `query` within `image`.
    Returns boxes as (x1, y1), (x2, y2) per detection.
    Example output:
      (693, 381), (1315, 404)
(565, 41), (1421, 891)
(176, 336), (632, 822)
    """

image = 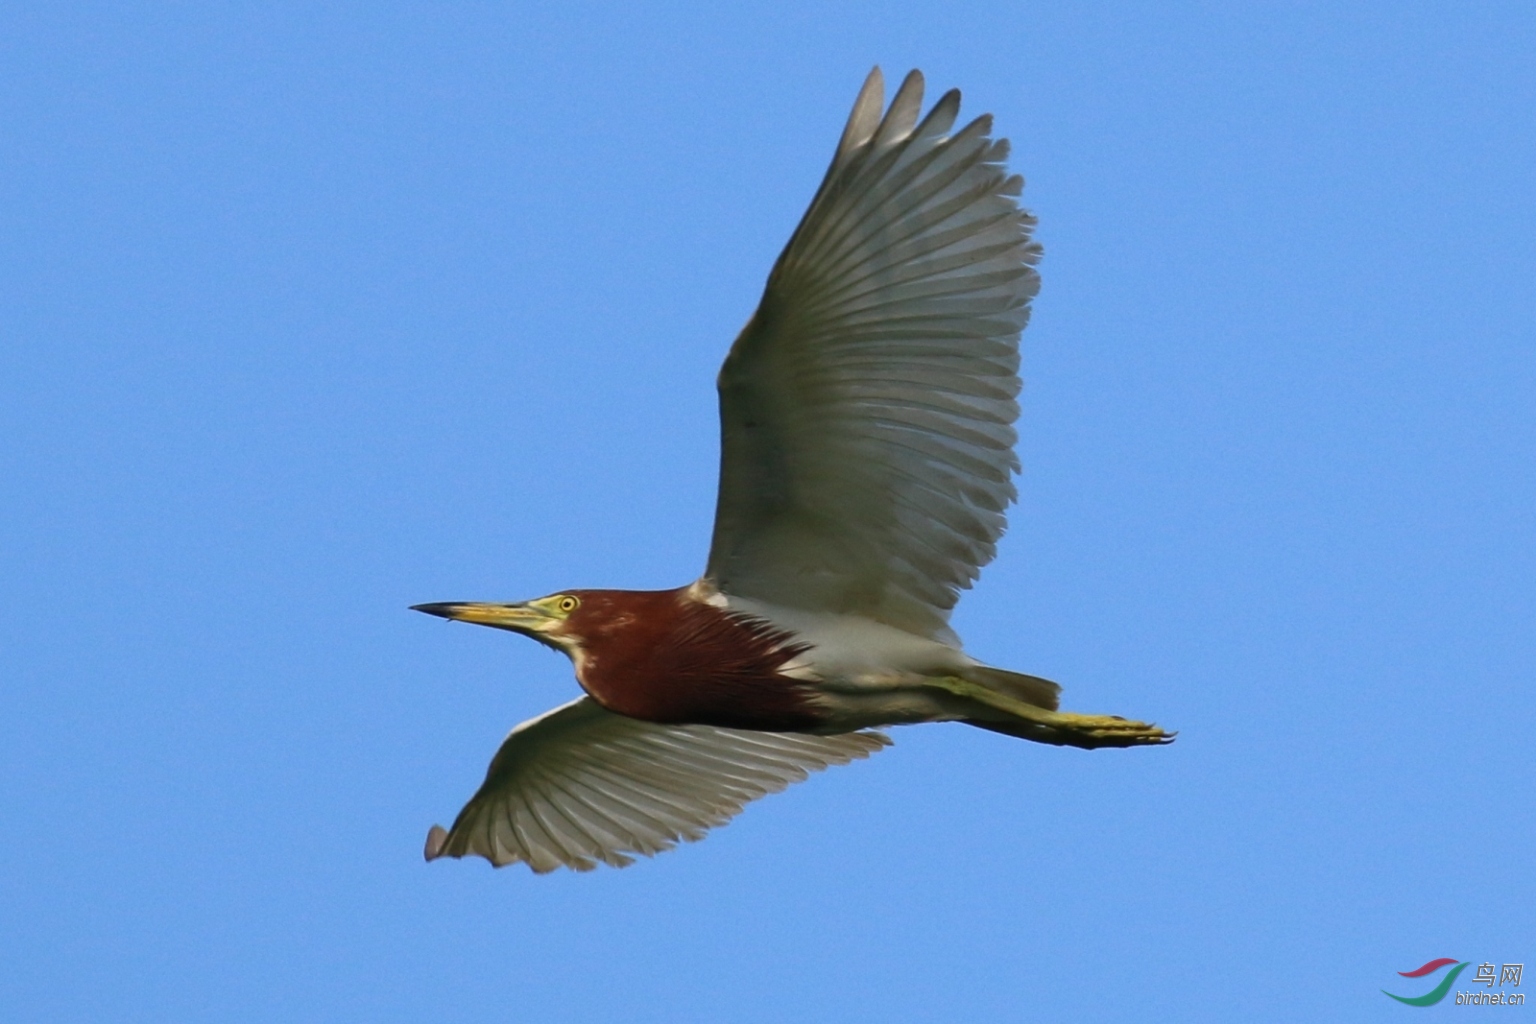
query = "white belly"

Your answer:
(718, 595), (979, 731)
